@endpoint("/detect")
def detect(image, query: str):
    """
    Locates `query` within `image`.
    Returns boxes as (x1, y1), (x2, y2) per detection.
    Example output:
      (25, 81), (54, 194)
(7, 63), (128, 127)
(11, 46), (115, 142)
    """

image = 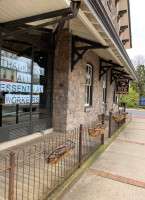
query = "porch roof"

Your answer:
(0, 0), (137, 81)
(0, 0), (70, 23)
